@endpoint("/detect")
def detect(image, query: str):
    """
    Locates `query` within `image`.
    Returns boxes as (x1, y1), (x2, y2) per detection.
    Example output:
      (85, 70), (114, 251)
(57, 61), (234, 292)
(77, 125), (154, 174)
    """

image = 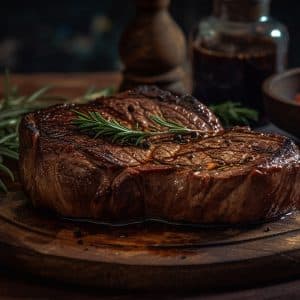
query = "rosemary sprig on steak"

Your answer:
(72, 110), (156, 146)
(73, 111), (202, 146)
